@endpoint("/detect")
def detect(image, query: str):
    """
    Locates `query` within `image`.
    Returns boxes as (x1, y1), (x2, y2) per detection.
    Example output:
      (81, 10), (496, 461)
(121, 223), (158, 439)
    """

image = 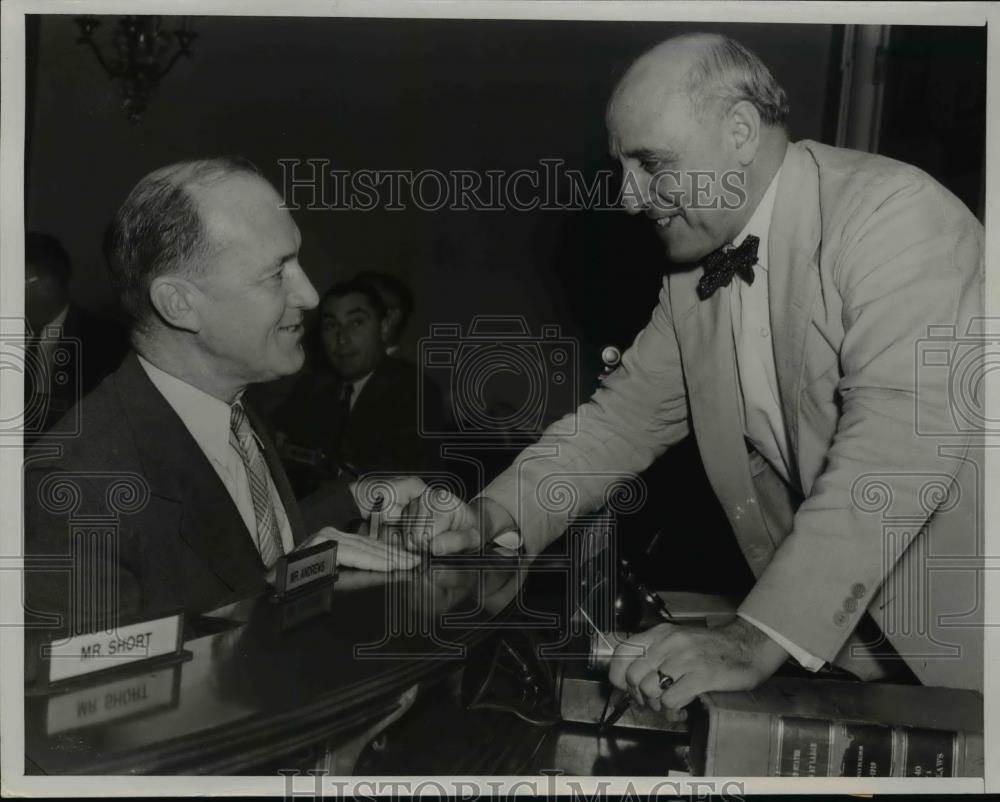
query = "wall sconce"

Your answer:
(74, 15), (198, 124)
